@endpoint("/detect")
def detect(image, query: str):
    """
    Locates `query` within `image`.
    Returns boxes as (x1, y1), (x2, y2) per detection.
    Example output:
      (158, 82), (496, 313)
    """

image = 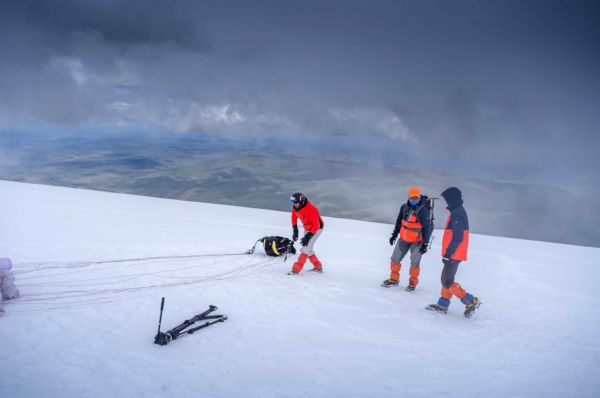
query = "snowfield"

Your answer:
(1, 180), (599, 398)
